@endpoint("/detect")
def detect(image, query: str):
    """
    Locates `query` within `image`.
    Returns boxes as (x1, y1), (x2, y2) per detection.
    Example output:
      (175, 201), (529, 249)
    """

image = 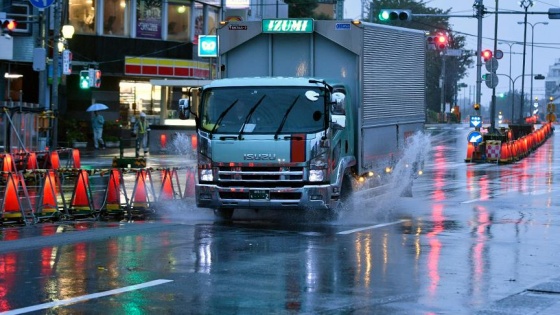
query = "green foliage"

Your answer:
(285, 0), (318, 18)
